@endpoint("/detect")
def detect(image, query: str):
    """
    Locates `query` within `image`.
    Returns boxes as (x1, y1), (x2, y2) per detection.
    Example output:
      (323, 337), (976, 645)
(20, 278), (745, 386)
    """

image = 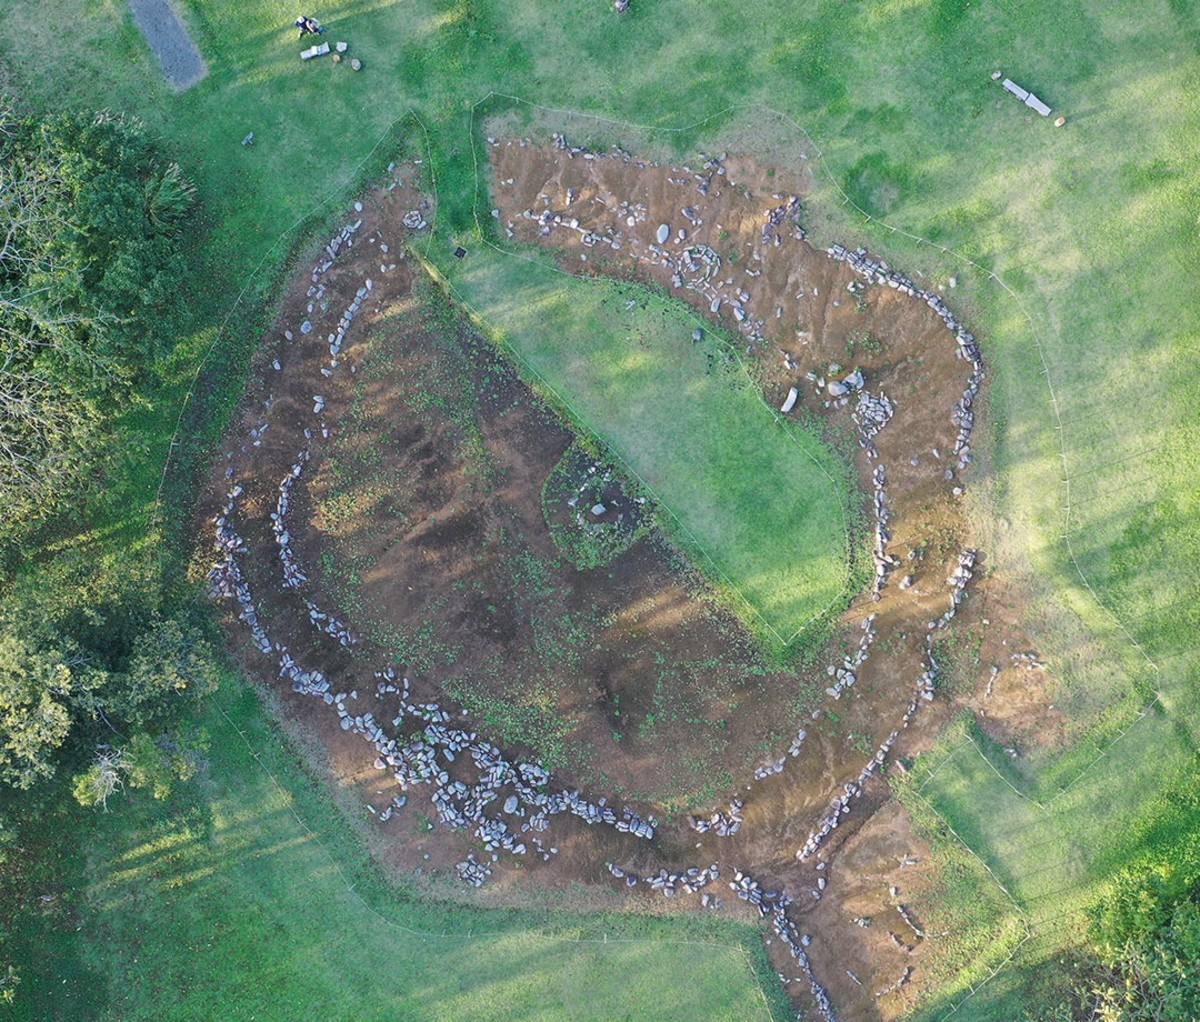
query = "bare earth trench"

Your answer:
(205, 143), (1057, 1021)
